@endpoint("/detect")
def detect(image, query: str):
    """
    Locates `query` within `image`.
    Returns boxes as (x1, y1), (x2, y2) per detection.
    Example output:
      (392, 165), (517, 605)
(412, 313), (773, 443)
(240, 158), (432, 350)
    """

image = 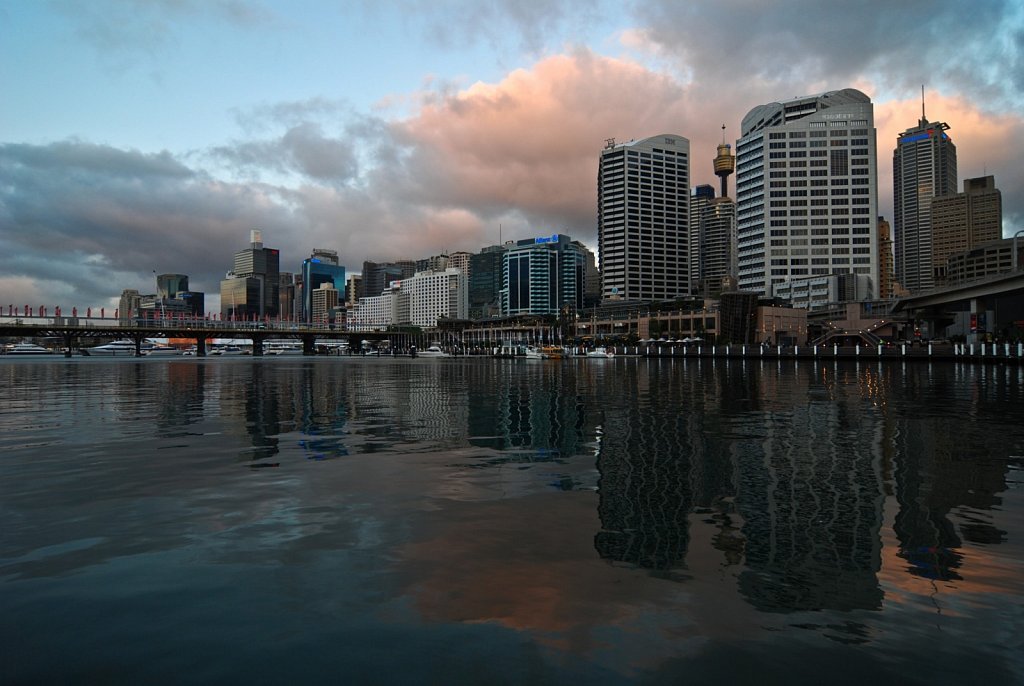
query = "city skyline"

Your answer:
(2, 1), (1022, 312)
